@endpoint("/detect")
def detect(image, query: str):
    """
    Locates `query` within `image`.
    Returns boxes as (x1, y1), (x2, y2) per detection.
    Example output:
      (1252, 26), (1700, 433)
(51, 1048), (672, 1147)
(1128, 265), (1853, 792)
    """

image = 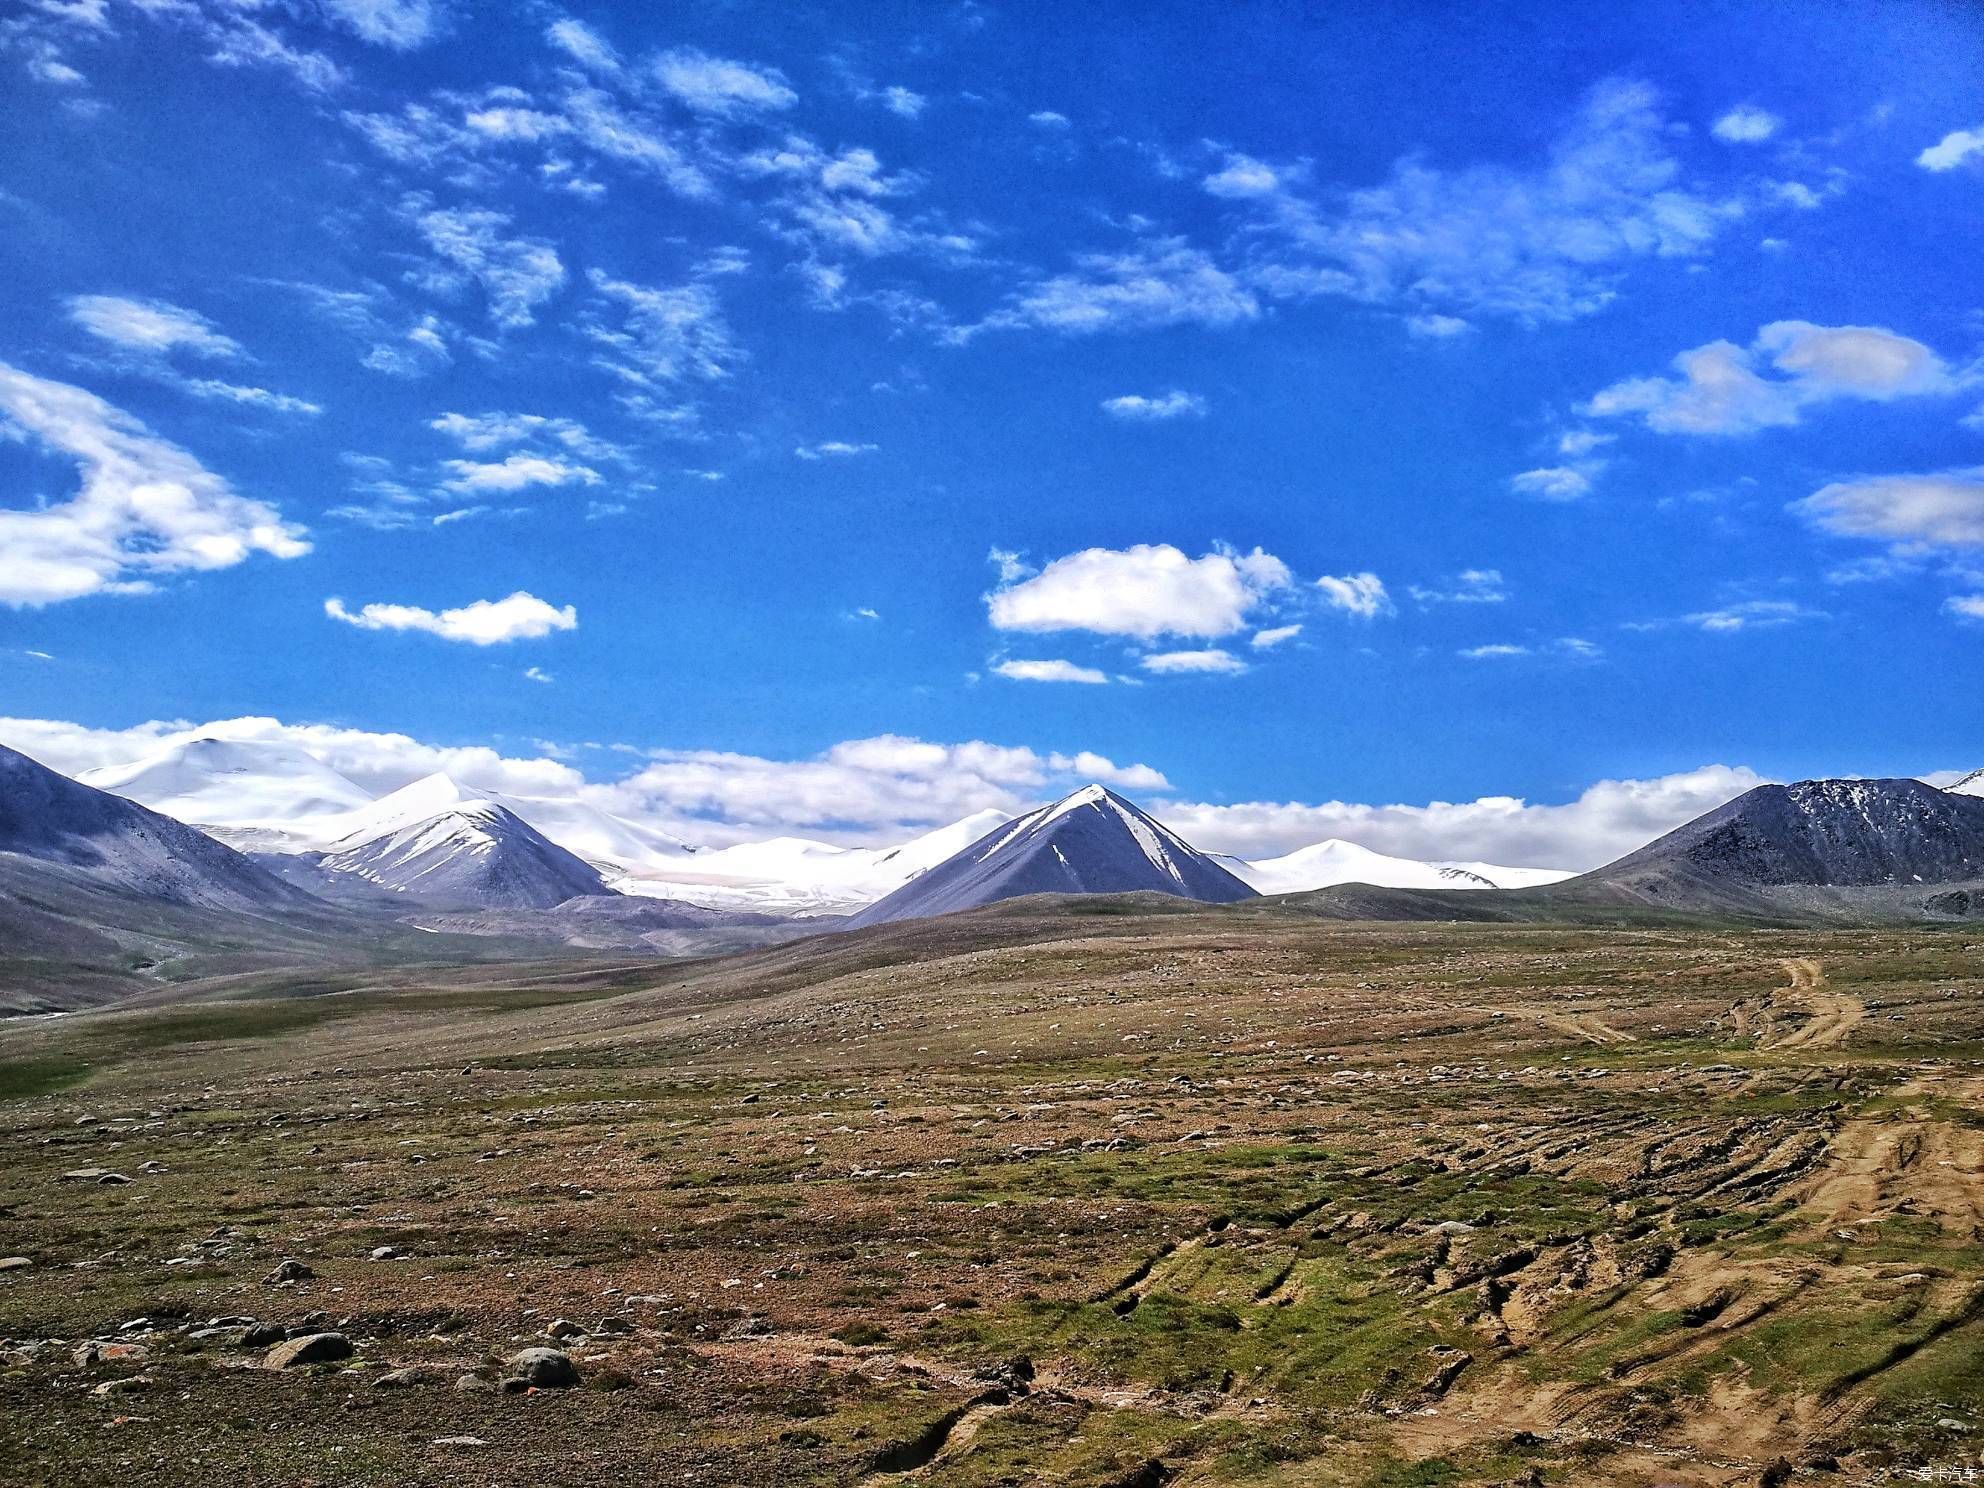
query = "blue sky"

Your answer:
(1, 0), (1981, 862)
